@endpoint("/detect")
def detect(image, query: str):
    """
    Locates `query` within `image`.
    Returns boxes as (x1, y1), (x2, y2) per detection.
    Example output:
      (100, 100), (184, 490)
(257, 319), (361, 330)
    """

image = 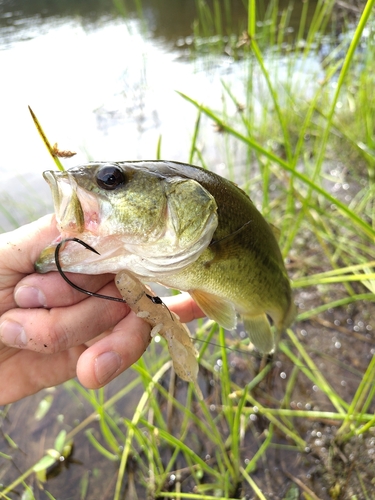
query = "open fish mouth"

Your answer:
(43, 170), (101, 236)
(43, 170), (84, 233)
(36, 170), (105, 273)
